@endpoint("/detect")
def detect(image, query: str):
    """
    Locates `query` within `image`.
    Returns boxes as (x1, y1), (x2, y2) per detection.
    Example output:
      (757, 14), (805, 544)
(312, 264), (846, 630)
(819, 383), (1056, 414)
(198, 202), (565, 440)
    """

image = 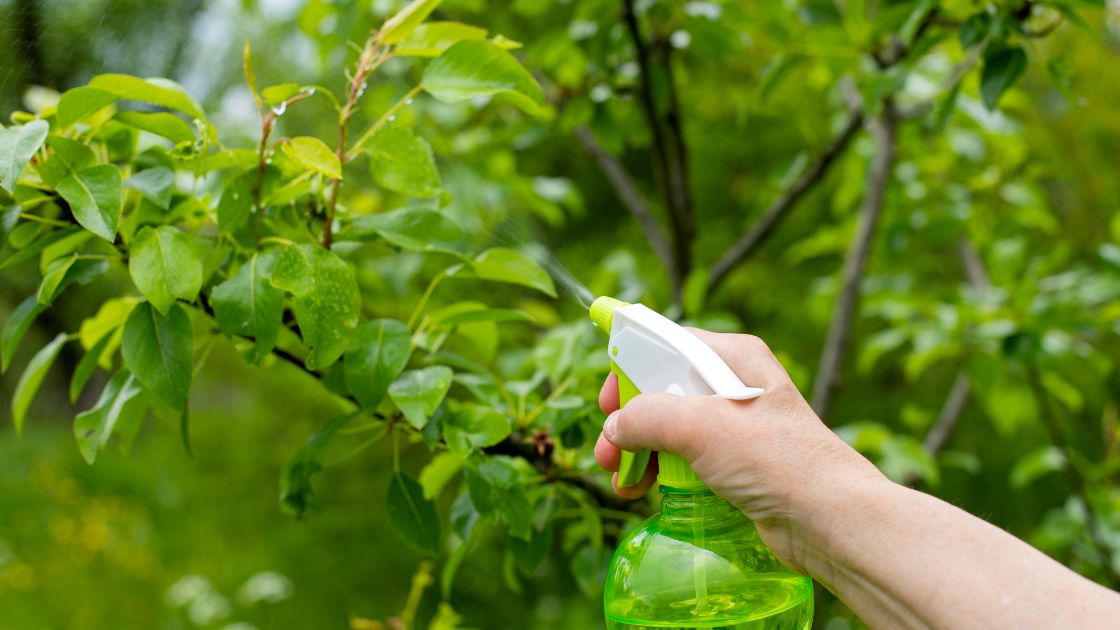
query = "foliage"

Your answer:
(2, 0), (1120, 628)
